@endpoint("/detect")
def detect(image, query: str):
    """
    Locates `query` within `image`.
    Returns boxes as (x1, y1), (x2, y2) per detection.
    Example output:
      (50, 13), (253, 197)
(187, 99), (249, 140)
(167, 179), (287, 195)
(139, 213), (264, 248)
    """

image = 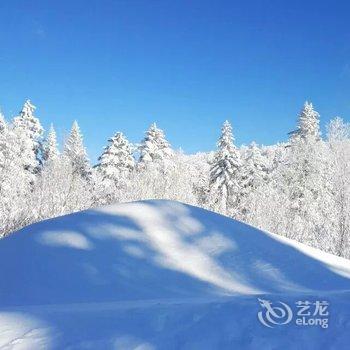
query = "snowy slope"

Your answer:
(0, 200), (350, 349)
